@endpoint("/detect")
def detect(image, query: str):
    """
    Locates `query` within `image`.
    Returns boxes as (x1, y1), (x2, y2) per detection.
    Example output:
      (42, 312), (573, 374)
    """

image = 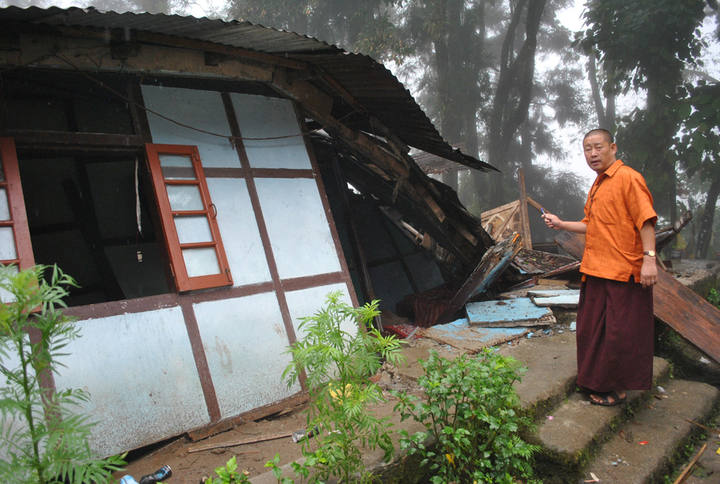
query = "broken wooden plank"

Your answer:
(420, 318), (528, 352)
(656, 211), (693, 252)
(530, 290), (580, 308)
(554, 231), (720, 364)
(466, 297), (556, 327)
(539, 260), (581, 279)
(527, 289), (580, 298)
(436, 234), (524, 324)
(187, 431), (293, 453)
